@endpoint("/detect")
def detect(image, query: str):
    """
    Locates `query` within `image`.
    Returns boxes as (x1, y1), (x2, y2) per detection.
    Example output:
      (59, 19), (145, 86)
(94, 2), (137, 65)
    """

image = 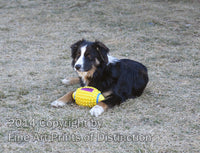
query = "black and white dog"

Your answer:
(51, 39), (149, 117)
